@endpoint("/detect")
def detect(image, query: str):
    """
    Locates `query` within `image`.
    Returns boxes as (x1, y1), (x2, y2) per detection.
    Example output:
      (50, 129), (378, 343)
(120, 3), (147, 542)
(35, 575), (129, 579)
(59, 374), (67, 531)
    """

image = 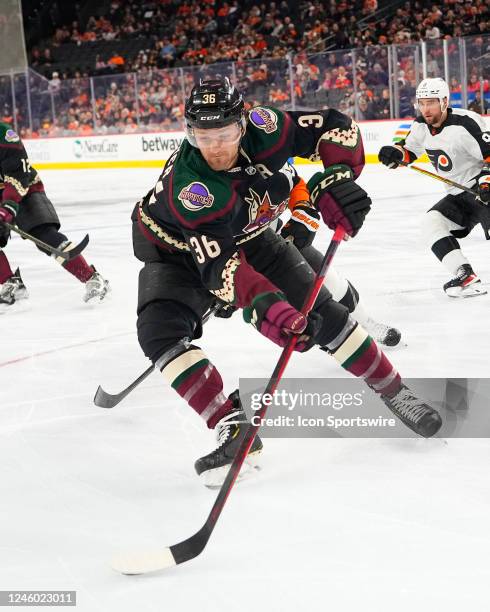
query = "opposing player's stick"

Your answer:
(400, 161), (479, 197)
(93, 303), (220, 408)
(3, 222), (89, 261)
(111, 225), (346, 576)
